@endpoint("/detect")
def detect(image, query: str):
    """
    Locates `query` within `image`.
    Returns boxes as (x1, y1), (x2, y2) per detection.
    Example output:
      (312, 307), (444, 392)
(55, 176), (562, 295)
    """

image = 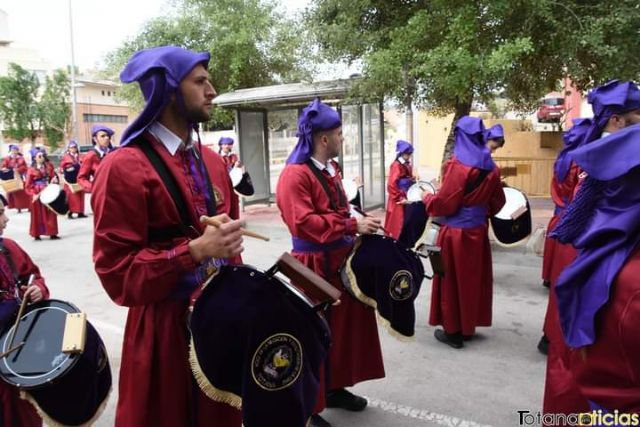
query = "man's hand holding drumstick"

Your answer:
(188, 214), (245, 263)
